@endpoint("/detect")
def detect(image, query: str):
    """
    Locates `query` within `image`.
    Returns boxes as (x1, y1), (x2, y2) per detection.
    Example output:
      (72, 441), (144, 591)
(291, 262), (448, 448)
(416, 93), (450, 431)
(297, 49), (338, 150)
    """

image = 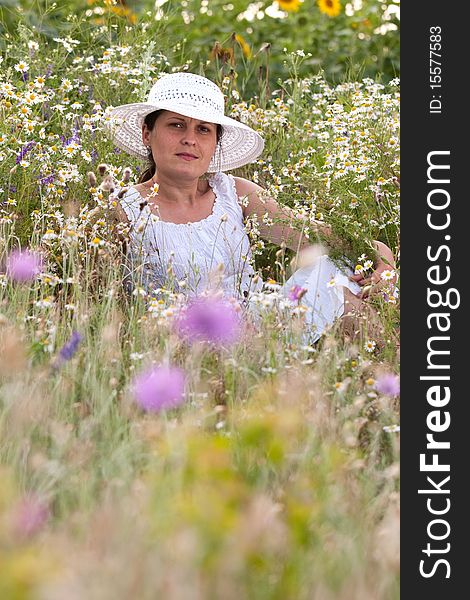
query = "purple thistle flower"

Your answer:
(16, 141), (36, 164)
(58, 331), (82, 362)
(375, 373), (400, 397)
(133, 365), (186, 412)
(288, 284), (308, 302)
(6, 249), (43, 282)
(175, 296), (241, 347)
(13, 496), (50, 538)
